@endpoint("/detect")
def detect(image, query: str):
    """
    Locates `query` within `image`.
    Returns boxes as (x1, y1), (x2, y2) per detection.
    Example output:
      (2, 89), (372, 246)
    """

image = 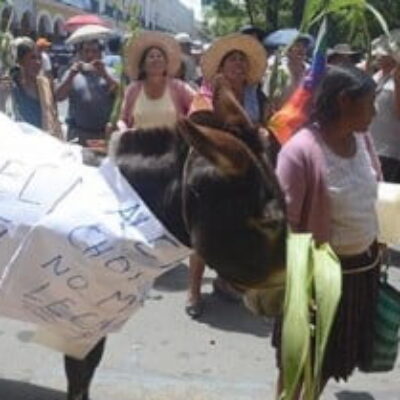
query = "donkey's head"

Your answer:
(178, 78), (287, 300)
(109, 79), (287, 314)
